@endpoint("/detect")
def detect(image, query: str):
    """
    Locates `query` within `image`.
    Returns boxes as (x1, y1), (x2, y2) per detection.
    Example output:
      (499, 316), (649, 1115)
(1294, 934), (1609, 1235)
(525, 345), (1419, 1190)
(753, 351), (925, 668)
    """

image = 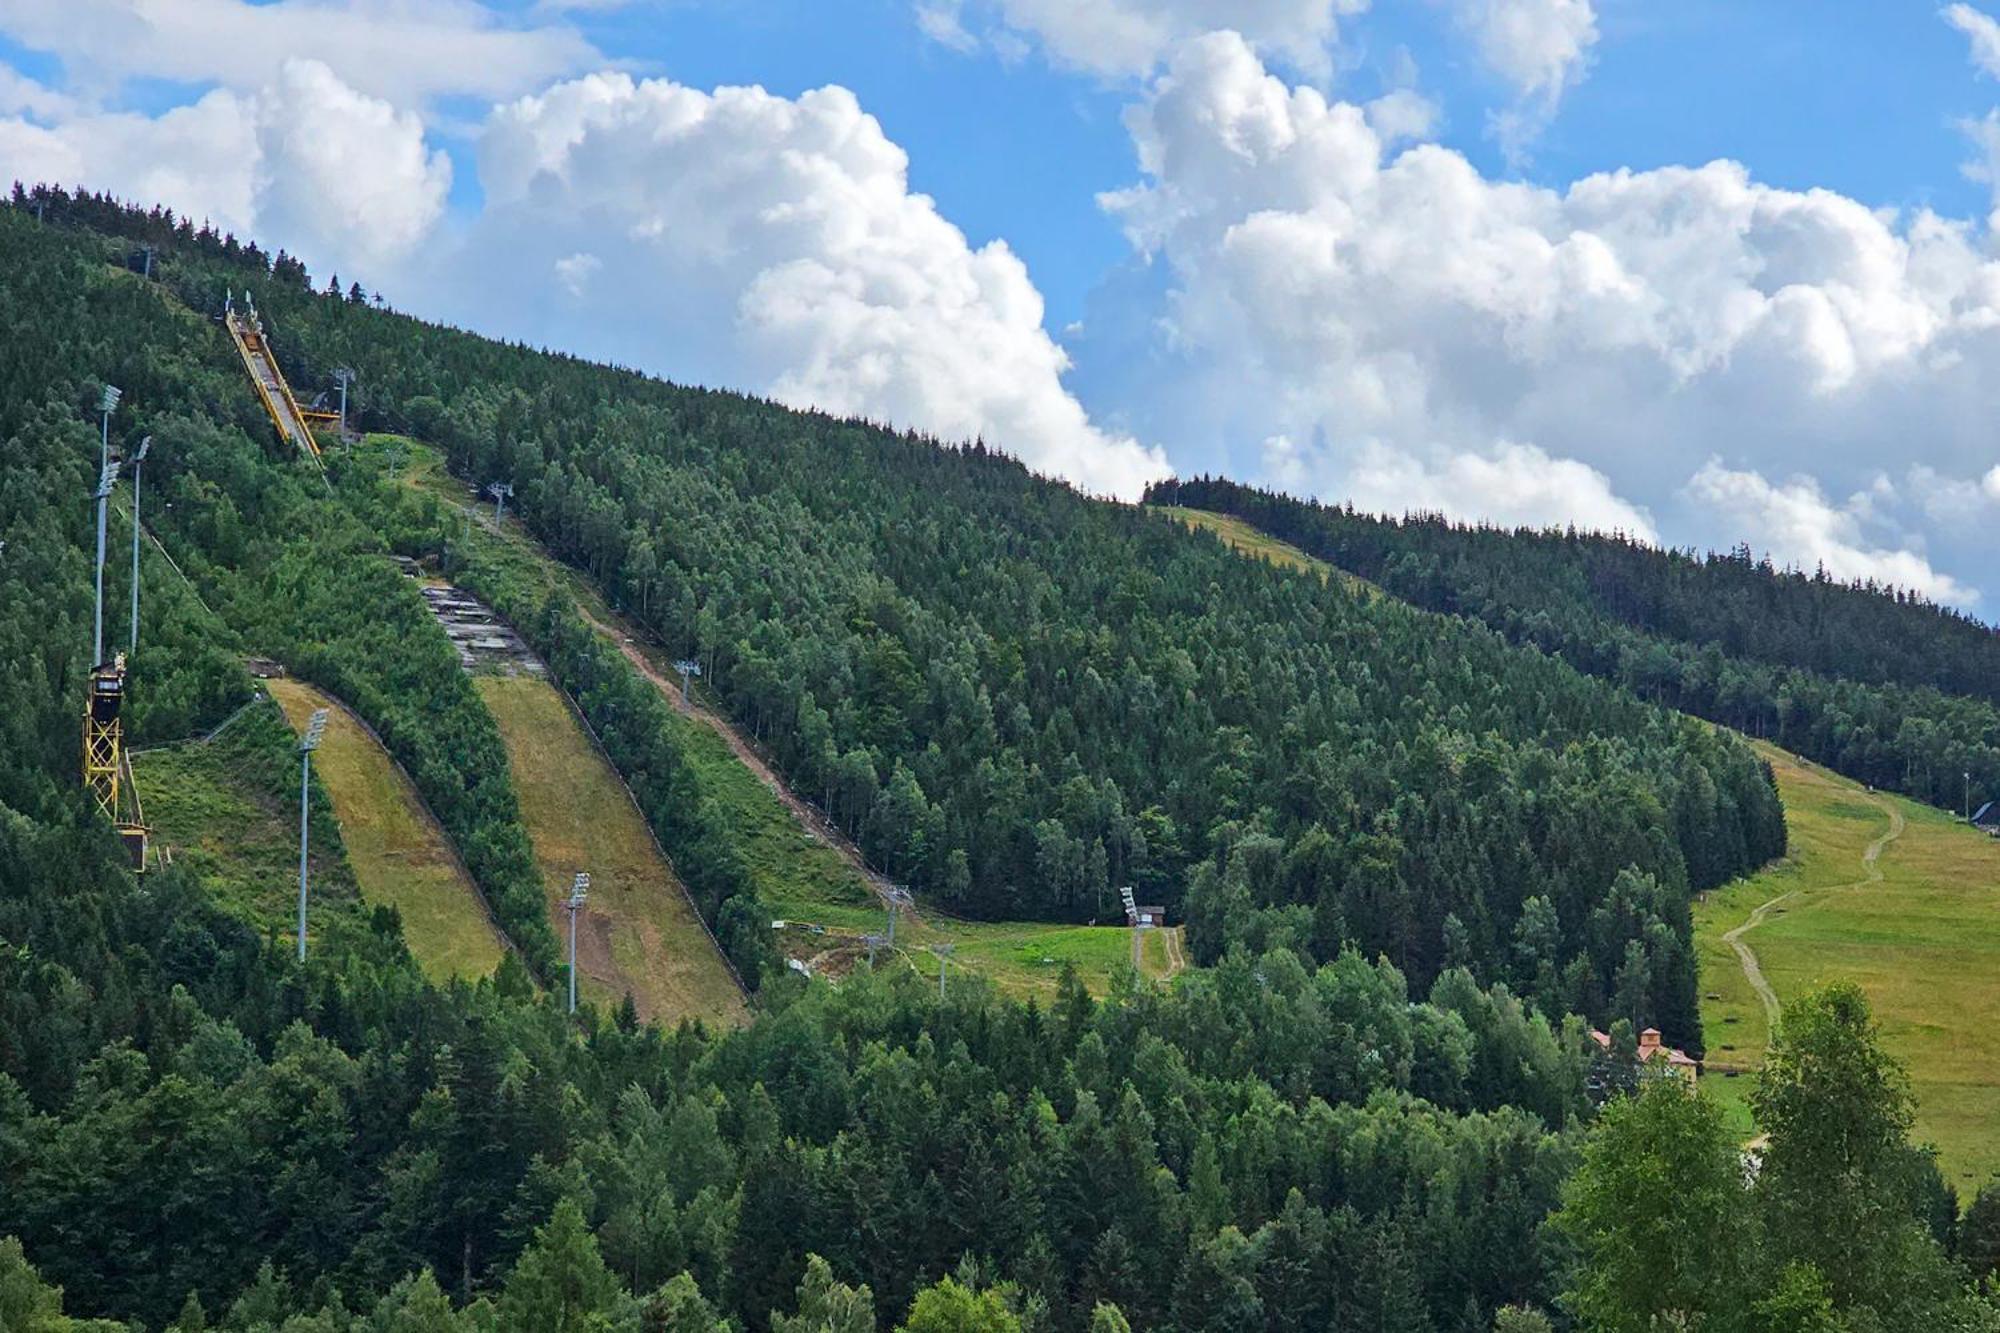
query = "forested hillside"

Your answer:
(0, 195), (1593, 1326)
(8, 187), (1794, 1052)
(4, 186), (1999, 1332)
(1152, 476), (2000, 816)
